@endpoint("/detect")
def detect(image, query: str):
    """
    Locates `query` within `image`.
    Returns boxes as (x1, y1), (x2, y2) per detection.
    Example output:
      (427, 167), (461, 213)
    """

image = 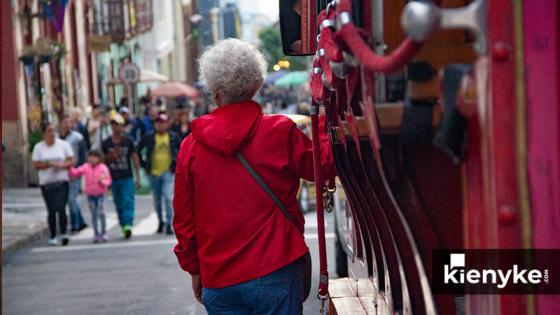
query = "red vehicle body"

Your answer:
(280, 0), (559, 314)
